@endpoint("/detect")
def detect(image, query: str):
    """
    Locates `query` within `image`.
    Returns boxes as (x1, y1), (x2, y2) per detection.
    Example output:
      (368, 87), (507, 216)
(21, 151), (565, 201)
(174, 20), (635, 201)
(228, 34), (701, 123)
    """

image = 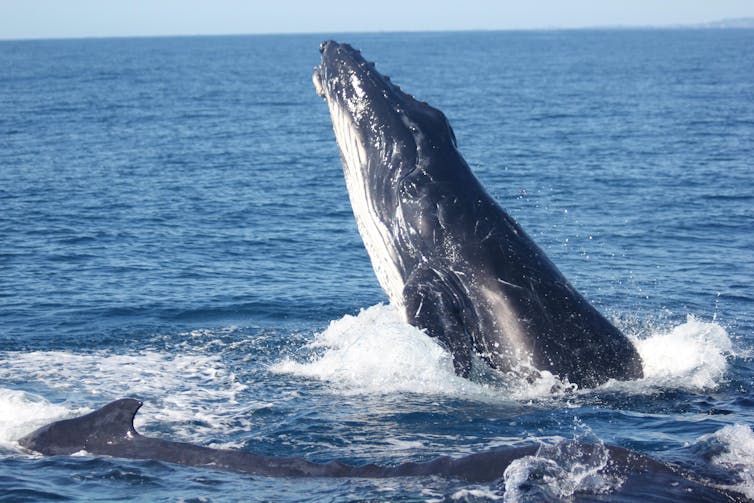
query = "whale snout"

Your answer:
(319, 40), (335, 54)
